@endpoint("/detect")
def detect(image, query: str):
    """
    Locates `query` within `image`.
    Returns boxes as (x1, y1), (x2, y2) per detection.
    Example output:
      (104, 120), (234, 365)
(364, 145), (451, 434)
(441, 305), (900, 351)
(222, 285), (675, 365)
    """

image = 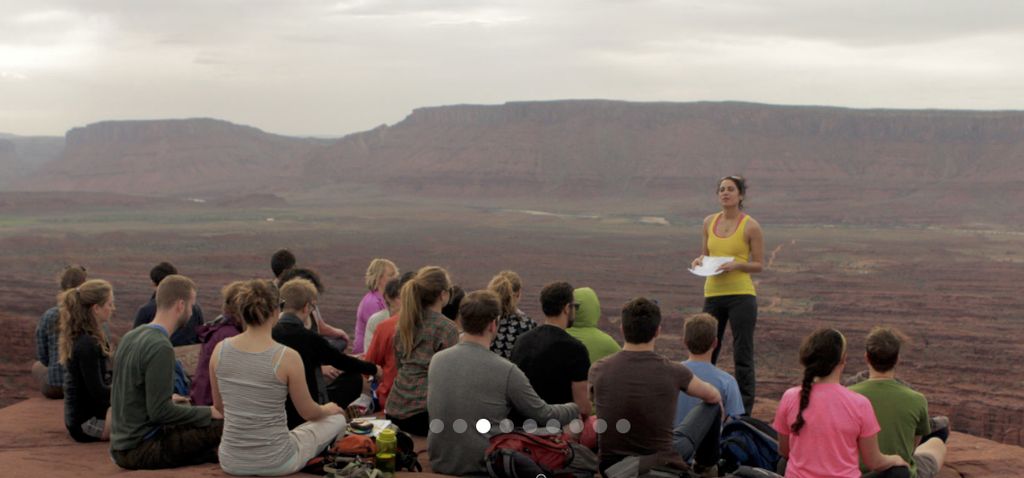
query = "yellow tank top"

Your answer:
(704, 213), (756, 297)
